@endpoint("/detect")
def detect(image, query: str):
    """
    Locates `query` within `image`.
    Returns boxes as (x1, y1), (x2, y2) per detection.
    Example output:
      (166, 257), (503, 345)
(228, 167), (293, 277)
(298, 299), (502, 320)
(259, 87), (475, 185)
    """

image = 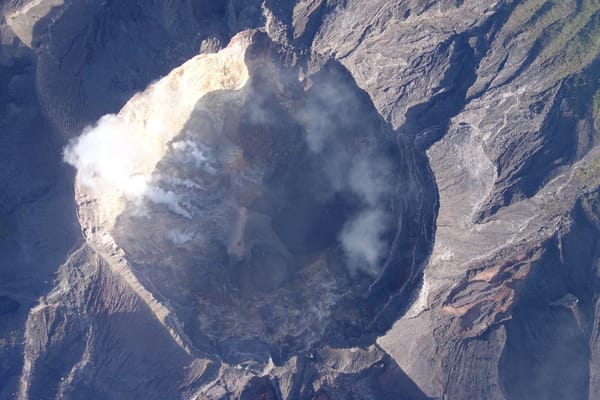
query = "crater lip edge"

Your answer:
(72, 31), (437, 364)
